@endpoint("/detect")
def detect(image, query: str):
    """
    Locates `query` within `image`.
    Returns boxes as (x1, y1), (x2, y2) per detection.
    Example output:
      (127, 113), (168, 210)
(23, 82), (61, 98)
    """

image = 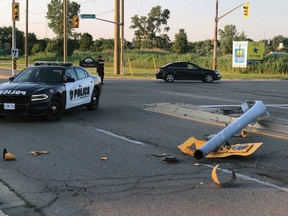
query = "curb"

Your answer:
(144, 103), (288, 137)
(0, 181), (25, 216)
